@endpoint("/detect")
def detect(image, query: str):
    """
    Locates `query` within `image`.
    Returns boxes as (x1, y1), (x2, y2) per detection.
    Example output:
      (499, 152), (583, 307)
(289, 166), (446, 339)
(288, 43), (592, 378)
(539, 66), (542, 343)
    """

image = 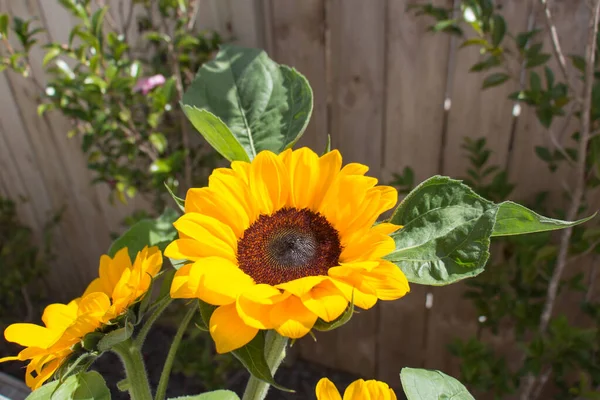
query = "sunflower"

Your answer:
(83, 246), (163, 317)
(166, 148), (409, 353)
(1, 246), (162, 389)
(0, 293), (111, 389)
(316, 377), (397, 400)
